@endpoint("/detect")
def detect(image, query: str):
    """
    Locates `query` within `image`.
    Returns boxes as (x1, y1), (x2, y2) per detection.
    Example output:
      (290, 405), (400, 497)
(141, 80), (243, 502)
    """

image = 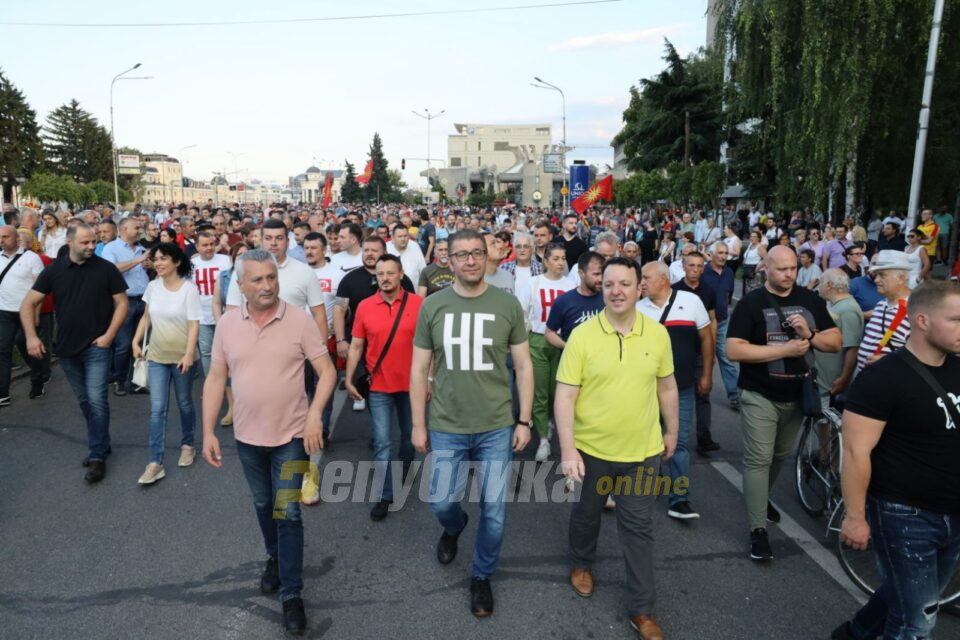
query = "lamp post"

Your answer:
(411, 108), (445, 178)
(531, 77), (567, 210)
(227, 151), (244, 203)
(110, 63), (152, 207)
